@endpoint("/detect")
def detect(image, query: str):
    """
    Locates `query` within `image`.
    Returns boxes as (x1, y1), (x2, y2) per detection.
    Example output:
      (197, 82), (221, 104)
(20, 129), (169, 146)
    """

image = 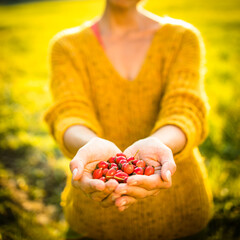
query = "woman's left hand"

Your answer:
(114, 137), (177, 211)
